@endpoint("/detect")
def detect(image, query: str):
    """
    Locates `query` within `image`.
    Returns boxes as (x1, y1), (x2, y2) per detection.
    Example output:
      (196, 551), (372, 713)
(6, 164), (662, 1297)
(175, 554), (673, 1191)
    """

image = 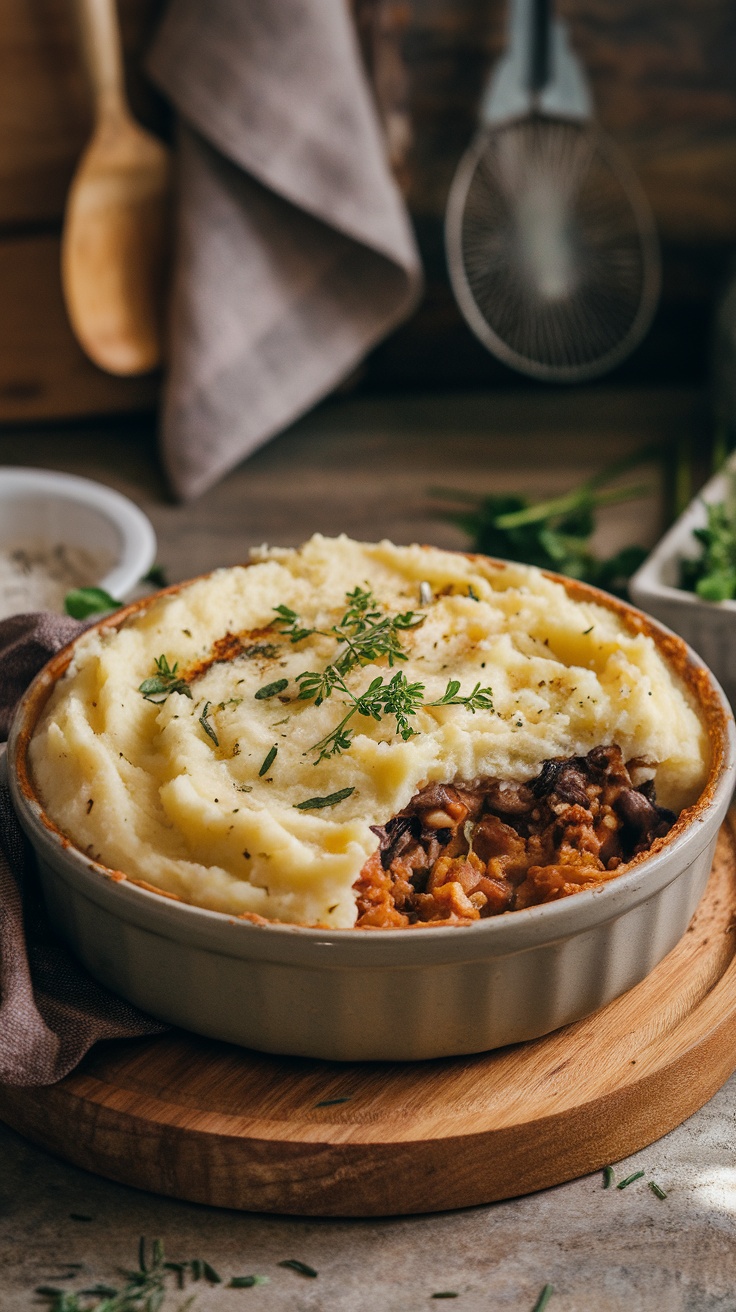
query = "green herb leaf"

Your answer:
(142, 564), (169, 588)
(602, 1164), (615, 1189)
(278, 1259), (318, 1278)
(64, 586), (122, 619)
(681, 488), (736, 602)
(259, 744), (277, 776)
(616, 1170), (645, 1190)
(139, 655), (192, 703)
(433, 452), (654, 599)
(431, 1294), (459, 1300)
(532, 1285), (554, 1312)
(230, 1275), (270, 1287)
(255, 678), (289, 700)
(295, 787), (355, 811)
(273, 604), (318, 644)
(199, 701), (219, 746)
(202, 1260), (222, 1283)
(649, 1180), (668, 1200)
